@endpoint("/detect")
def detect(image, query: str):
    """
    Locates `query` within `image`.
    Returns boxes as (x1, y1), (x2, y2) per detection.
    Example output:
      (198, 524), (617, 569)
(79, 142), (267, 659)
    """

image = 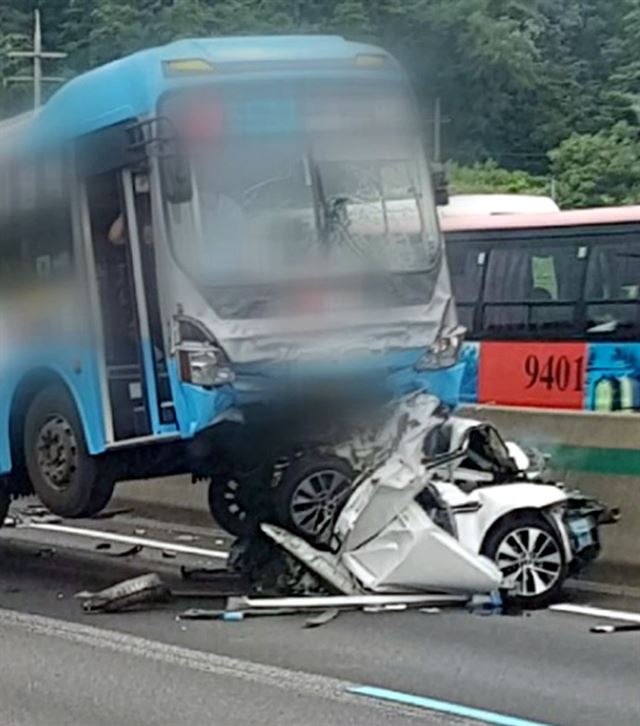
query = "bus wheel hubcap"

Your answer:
(37, 415), (78, 491)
